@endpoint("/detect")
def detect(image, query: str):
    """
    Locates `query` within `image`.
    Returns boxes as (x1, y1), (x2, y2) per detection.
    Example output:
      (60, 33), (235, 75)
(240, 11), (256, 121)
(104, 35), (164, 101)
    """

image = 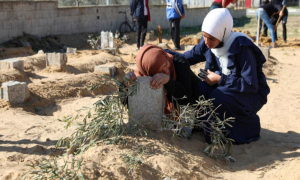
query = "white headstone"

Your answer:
(94, 64), (116, 76)
(46, 53), (67, 67)
(66, 47), (77, 55)
(101, 31), (109, 49)
(0, 81), (30, 104)
(128, 76), (165, 130)
(0, 59), (24, 71)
